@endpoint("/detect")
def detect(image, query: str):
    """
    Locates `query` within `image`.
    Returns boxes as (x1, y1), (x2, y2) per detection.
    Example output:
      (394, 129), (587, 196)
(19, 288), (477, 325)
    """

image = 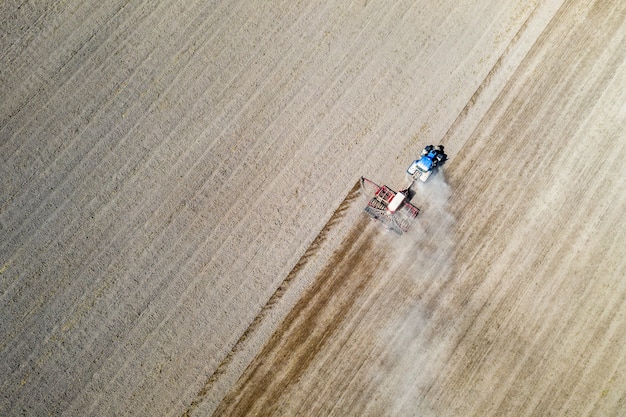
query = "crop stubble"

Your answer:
(1, 0), (625, 416)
